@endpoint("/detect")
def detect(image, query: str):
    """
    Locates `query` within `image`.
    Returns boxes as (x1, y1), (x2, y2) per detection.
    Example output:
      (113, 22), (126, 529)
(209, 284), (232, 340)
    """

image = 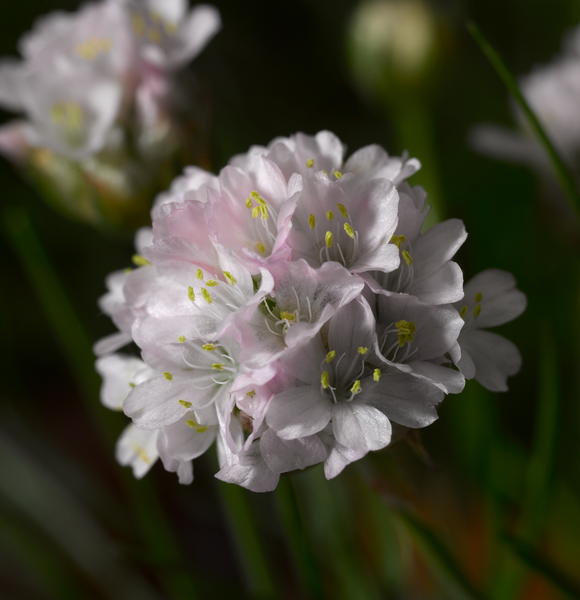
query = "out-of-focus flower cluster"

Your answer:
(94, 130), (526, 491)
(471, 24), (580, 176)
(0, 0), (221, 229)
